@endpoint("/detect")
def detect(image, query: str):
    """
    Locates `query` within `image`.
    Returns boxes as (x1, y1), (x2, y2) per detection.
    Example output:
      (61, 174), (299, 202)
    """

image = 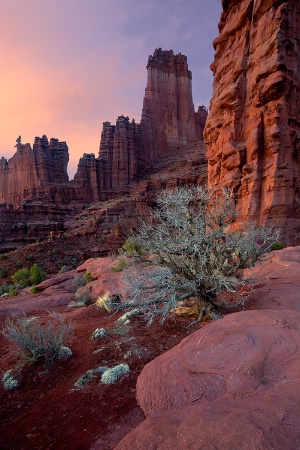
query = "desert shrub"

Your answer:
(84, 272), (96, 283)
(101, 364), (130, 384)
(0, 254), (8, 260)
(31, 287), (38, 294)
(0, 283), (14, 296)
(27, 254), (35, 262)
(121, 239), (143, 256)
(30, 263), (46, 286)
(0, 266), (8, 278)
(11, 268), (30, 288)
(271, 241), (284, 251)
(74, 366), (108, 388)
(68, 287), (92, 308)
(8, 286), (17, 297)
(2, 369), (19, 390)
(91, 327), (108, 339)
(96, 293), (112, 312)
(96, 293), (121, 313)
(111, 186), (278, 326)
(58, 265), (71, 274)
(2, 312), (73, 363)
(75, 288), (92, 305)
(110, 258), (127, 273)
(70, 275), (86, 293)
